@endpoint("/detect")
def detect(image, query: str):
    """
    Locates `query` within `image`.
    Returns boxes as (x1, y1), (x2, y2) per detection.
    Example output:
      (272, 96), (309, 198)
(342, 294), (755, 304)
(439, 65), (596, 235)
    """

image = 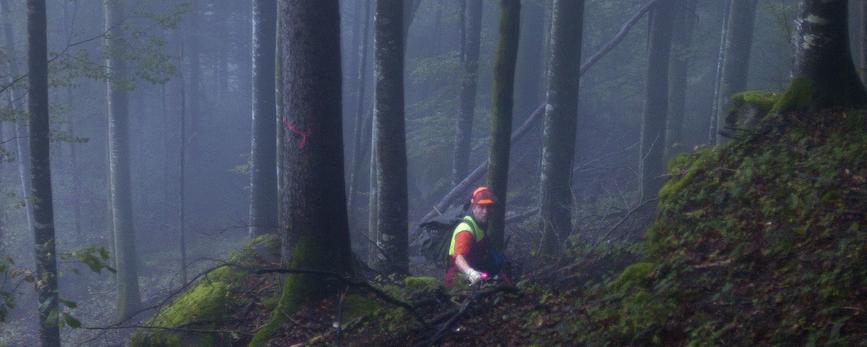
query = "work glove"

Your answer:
(464, 268), (484, 285)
